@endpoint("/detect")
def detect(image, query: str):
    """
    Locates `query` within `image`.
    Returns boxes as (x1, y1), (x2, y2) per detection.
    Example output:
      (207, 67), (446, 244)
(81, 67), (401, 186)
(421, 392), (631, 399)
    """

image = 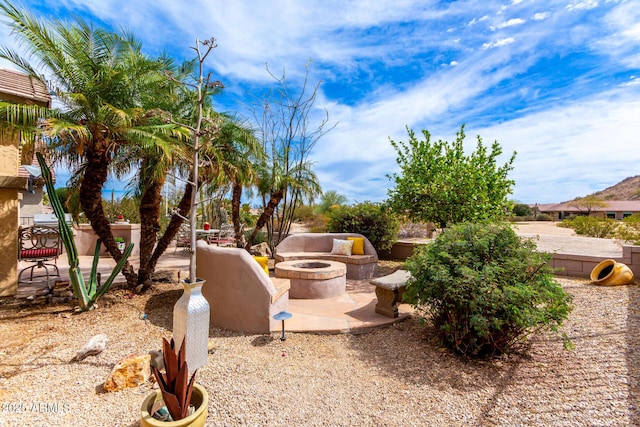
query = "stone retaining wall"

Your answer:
(388, 241), (640, 280)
